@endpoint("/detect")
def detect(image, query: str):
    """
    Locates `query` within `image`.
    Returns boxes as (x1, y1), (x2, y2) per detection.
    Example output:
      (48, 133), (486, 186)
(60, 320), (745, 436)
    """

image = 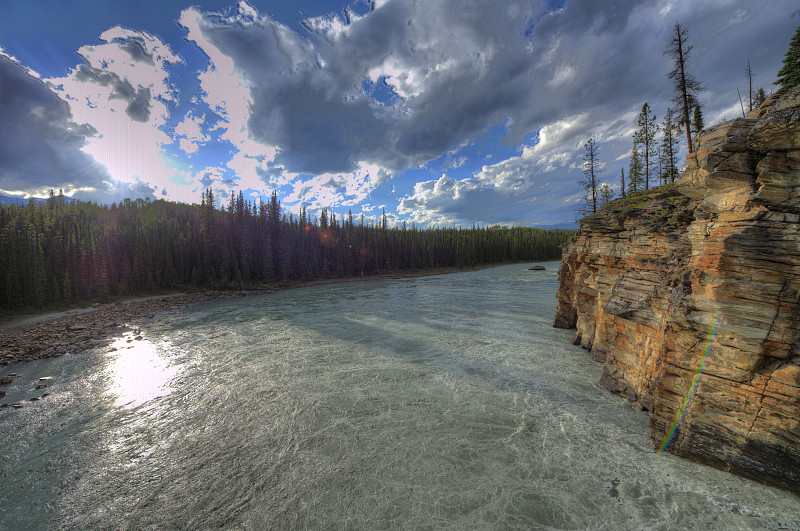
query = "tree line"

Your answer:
(579, 19), (800, 215)
(0, 190), (574, 311)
